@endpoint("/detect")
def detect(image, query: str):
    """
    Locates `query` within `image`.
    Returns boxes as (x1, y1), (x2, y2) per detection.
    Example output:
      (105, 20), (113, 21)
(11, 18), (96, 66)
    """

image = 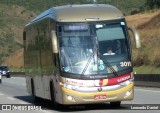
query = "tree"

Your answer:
(145, 0), (160, 9)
